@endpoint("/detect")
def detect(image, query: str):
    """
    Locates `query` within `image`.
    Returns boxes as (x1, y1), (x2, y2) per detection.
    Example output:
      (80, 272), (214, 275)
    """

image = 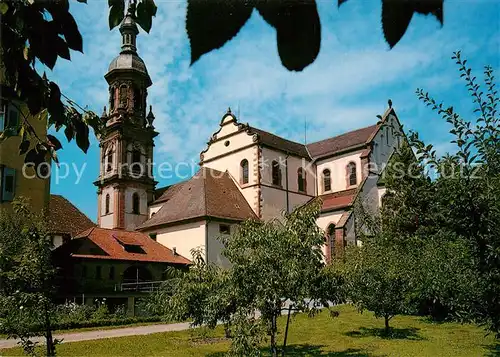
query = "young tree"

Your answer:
(0, 199), (59, 356)
(157, 199), (341, 356)
(413, 51), (500, 335)
(343, 240), (413, 334)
